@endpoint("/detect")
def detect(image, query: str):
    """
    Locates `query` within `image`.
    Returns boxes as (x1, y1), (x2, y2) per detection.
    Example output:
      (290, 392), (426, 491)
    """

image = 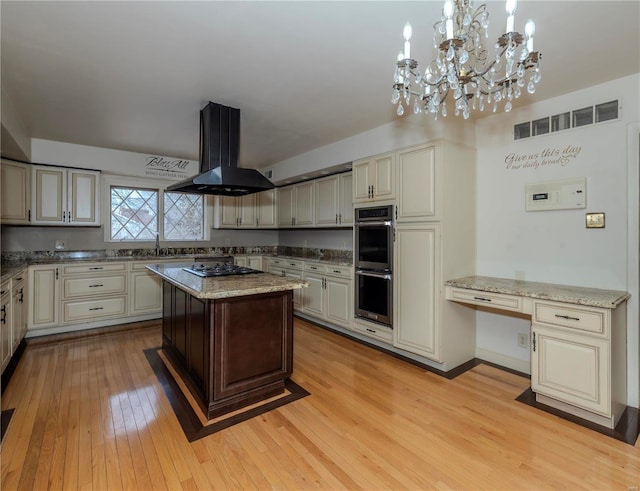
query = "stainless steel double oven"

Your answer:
(354, 205), (393, 327)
